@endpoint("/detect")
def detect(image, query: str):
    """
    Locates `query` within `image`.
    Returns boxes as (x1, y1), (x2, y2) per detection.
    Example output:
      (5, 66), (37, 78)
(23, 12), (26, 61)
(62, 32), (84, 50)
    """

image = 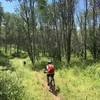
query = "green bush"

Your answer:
(54, 61), (64, 69)
(12, 52), (28, 58)
(34, 60), (47, 70)
(34, 58), (64, 70)
(0, 52), (10, 66)
(0, 71), (24, 100)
